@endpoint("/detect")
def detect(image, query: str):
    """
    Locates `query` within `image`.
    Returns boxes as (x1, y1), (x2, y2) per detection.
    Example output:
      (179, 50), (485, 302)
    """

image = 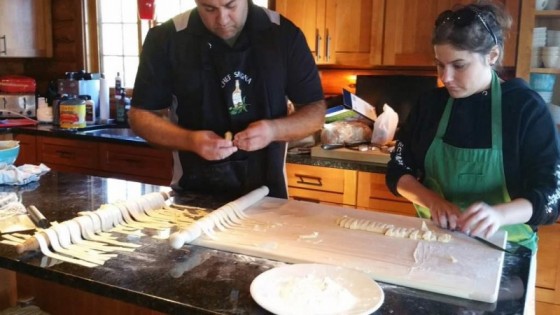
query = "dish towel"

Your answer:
(0, 163), (51, 185)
